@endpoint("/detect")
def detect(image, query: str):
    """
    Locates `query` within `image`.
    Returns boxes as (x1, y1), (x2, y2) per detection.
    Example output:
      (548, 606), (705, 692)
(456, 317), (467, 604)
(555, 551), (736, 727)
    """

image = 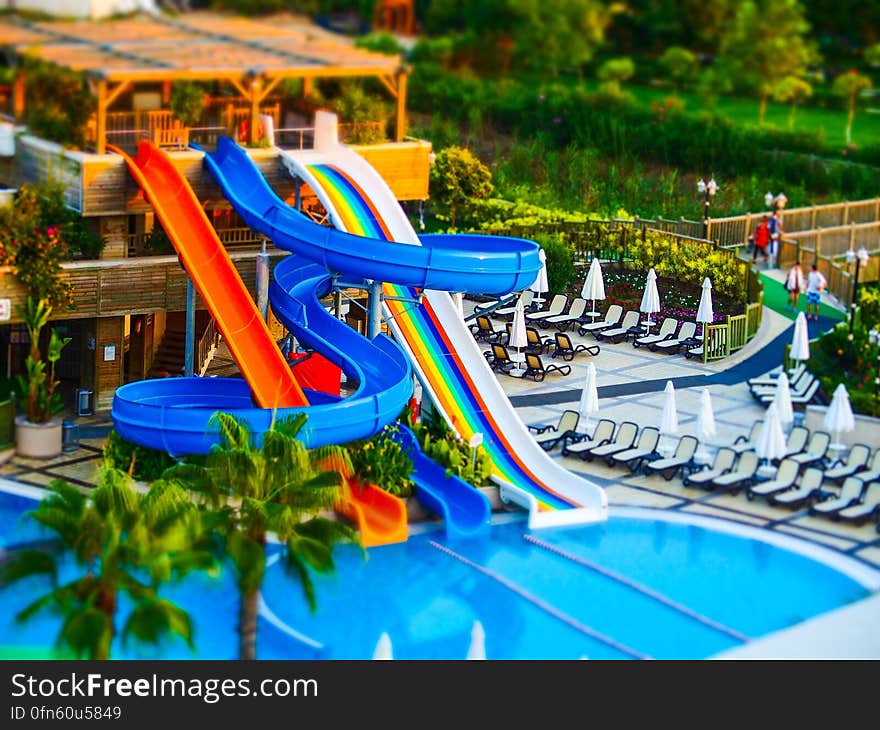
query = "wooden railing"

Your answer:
(197, 318), (221, 376)
(126, 227), (264, 257)
(0, 249), (288, 324)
